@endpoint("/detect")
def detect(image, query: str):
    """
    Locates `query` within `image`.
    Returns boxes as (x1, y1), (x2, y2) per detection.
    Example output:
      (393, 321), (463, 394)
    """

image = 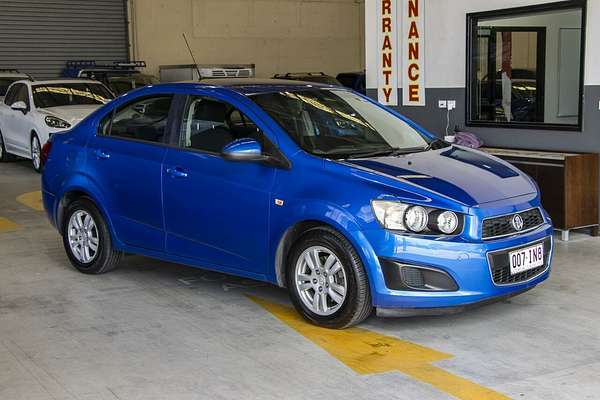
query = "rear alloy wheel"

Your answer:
(287, 229), (372, 329)
(31, 134), (41, 172)
(62, 198), (122, 274)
